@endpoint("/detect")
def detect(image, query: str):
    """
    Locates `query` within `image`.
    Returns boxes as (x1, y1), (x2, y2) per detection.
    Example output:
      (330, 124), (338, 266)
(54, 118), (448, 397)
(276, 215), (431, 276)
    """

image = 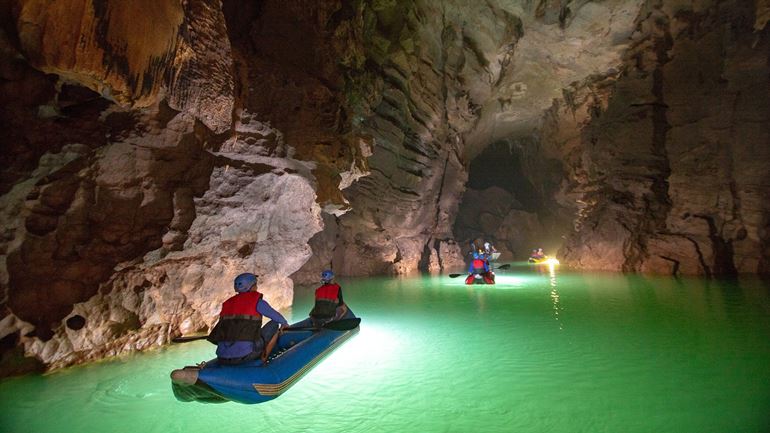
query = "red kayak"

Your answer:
(465, 272), (495, 285)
